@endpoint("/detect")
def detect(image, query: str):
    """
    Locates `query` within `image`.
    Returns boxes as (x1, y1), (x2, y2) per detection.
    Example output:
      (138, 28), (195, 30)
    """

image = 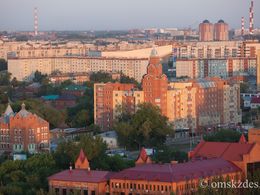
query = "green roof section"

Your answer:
(41, 95), (60, 101)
